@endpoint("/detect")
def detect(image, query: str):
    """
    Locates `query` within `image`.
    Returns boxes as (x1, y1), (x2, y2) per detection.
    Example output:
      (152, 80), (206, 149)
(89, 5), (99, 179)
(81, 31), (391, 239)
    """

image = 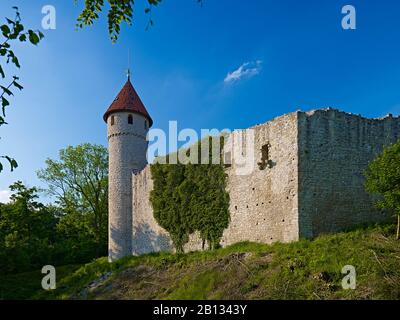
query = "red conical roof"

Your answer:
(103, 78), (153, 126)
